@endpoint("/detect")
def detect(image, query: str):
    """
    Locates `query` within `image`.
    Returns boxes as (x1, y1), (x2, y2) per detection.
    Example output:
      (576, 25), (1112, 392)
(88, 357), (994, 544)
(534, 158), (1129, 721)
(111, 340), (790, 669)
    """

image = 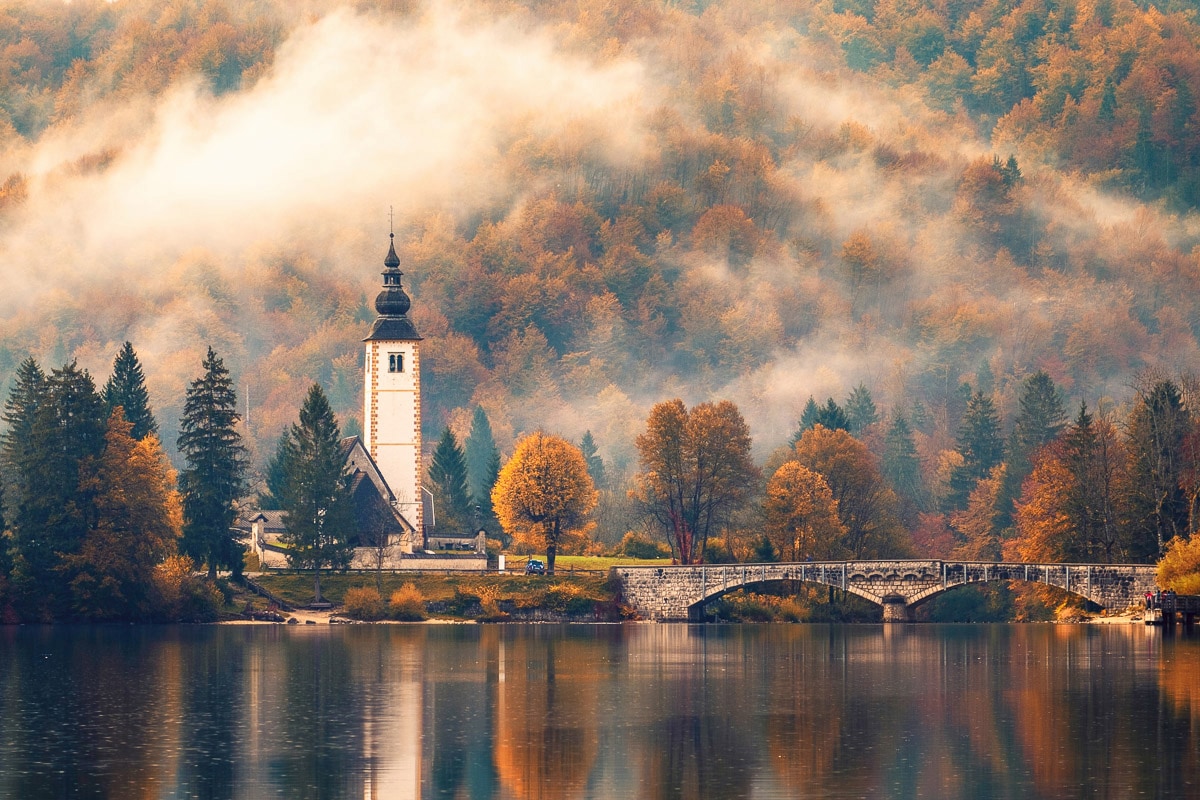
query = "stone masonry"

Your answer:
(611, 560), (1160, 621)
